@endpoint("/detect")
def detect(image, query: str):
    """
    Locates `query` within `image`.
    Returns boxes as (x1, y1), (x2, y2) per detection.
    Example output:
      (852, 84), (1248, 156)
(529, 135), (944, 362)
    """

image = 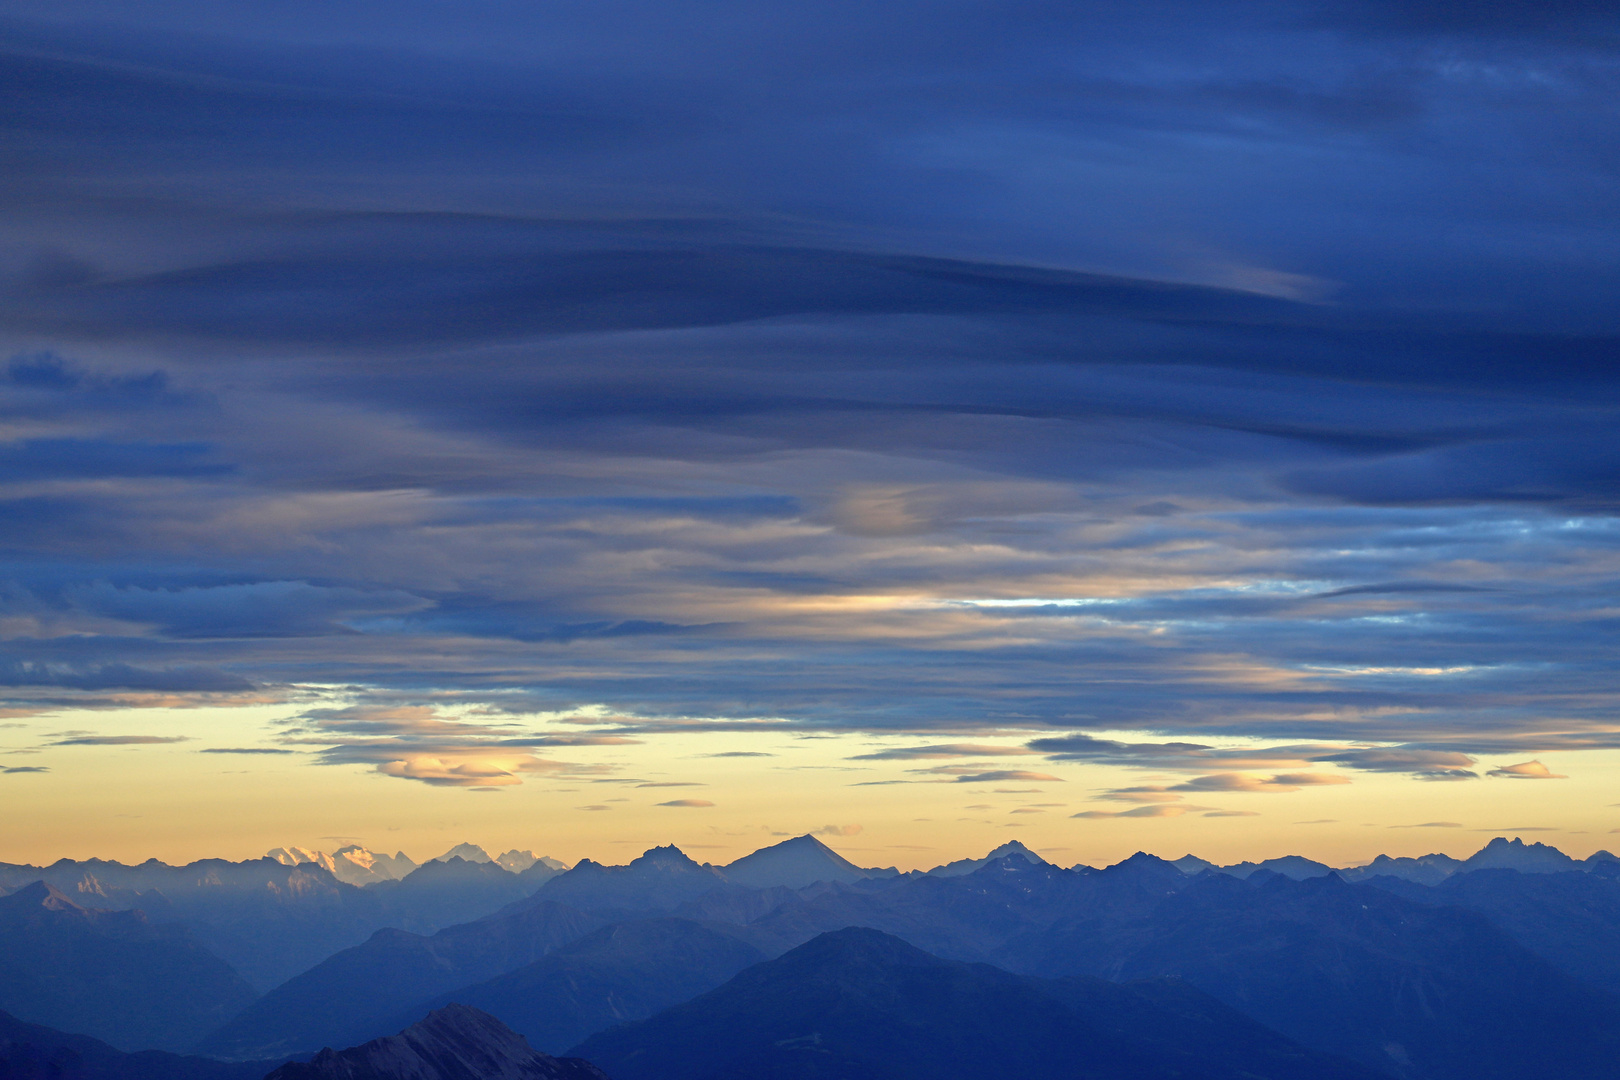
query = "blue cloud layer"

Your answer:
(0, 2), (1618, 775)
